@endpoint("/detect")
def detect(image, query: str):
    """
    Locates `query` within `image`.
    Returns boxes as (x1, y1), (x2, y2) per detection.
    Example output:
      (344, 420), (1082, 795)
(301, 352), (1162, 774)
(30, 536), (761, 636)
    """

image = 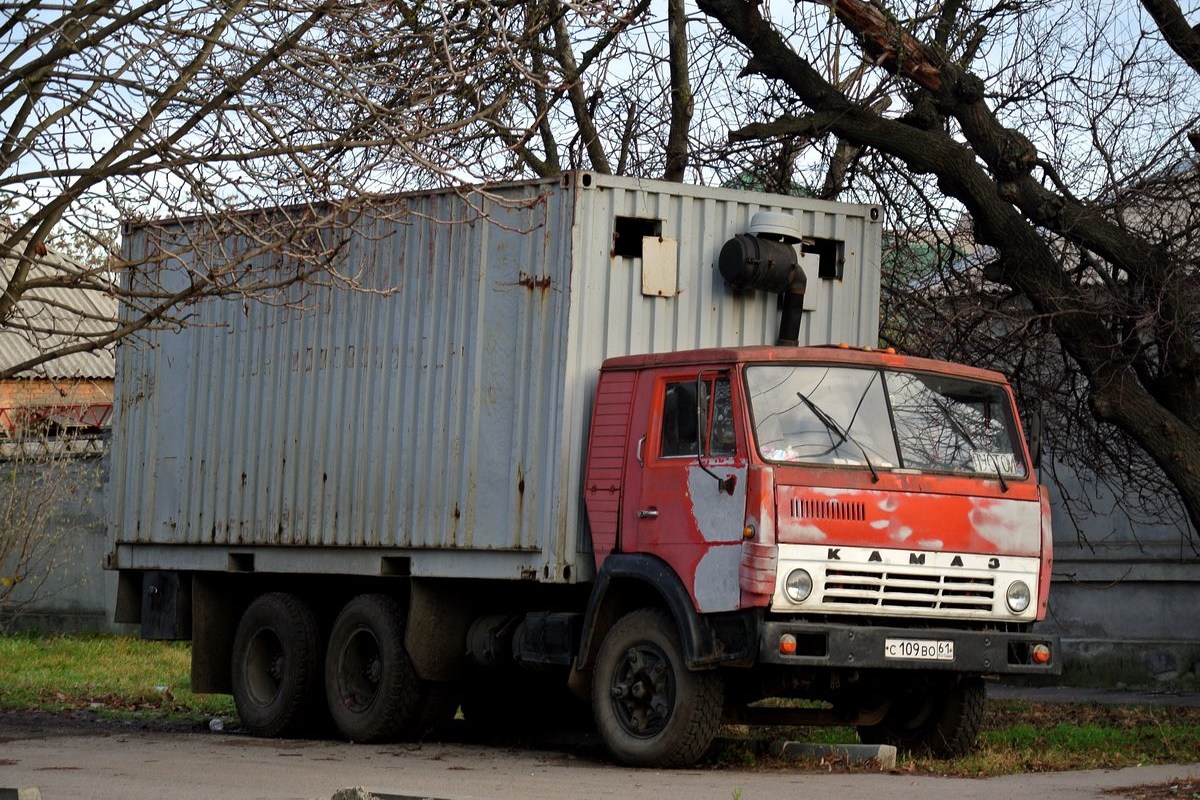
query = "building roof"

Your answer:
(0, 224), (117, 381)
